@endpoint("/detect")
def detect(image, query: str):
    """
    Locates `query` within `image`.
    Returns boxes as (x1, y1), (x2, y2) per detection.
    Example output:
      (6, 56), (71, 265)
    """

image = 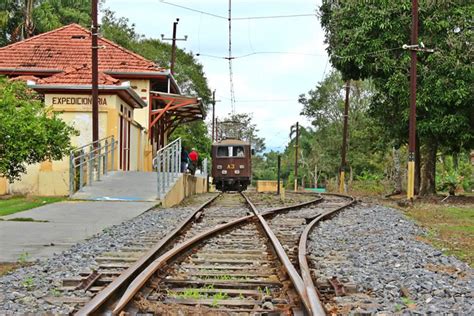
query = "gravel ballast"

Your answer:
(308, 203), (473, 315)
(0, 205), (196, 314)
